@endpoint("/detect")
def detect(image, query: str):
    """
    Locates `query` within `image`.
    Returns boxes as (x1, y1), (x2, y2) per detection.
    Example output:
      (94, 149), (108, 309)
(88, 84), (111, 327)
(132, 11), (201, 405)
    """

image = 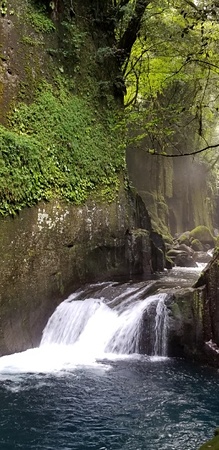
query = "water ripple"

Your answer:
(0, 358), (218, 449)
